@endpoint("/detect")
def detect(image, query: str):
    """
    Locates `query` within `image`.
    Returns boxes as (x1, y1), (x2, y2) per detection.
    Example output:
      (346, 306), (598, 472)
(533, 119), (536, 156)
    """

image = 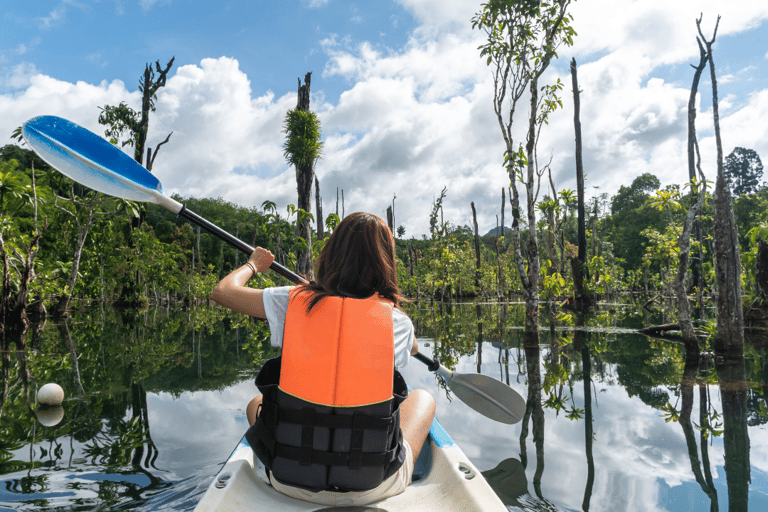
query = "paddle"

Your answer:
(22, 114), (526, 425)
